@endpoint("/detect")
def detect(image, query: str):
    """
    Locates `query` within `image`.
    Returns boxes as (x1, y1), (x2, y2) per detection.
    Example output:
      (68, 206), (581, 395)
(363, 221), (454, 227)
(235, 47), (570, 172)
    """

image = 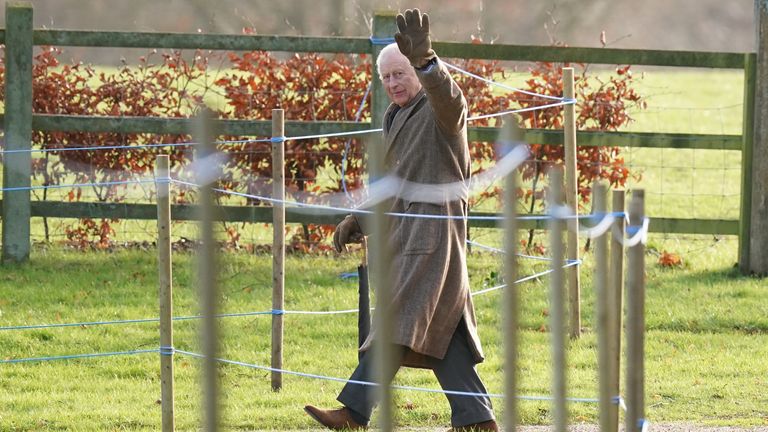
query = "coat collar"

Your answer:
(384, 89), (427, 148)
